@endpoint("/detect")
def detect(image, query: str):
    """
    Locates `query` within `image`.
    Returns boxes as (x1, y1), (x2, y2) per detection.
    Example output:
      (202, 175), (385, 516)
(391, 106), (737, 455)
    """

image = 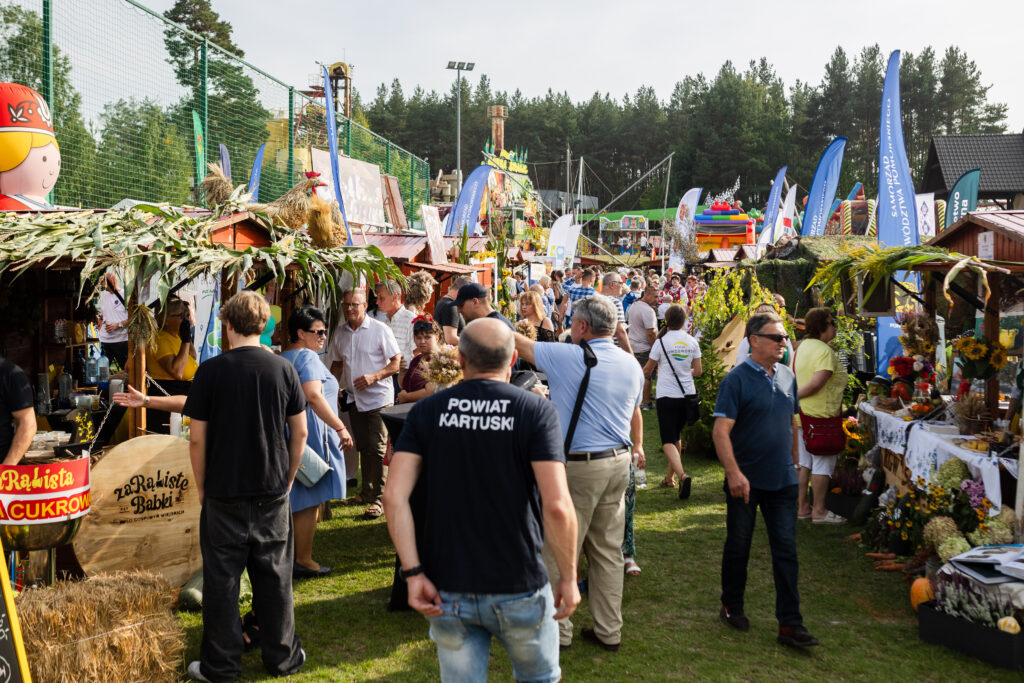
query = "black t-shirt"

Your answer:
(183, 346), (306, 498)
(0, 358), (34, 459)
(394, 379), (565, 594)
(433, 296), (464, 335)
(487, 309), (515, 330)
